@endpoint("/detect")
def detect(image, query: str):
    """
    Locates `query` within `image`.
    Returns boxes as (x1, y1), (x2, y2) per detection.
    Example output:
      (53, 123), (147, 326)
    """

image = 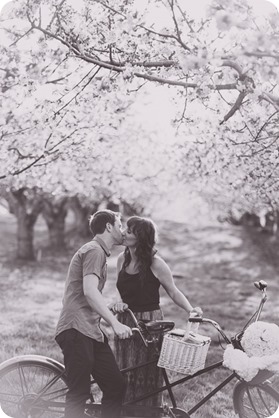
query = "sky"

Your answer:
(0, 0), (10, 13)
